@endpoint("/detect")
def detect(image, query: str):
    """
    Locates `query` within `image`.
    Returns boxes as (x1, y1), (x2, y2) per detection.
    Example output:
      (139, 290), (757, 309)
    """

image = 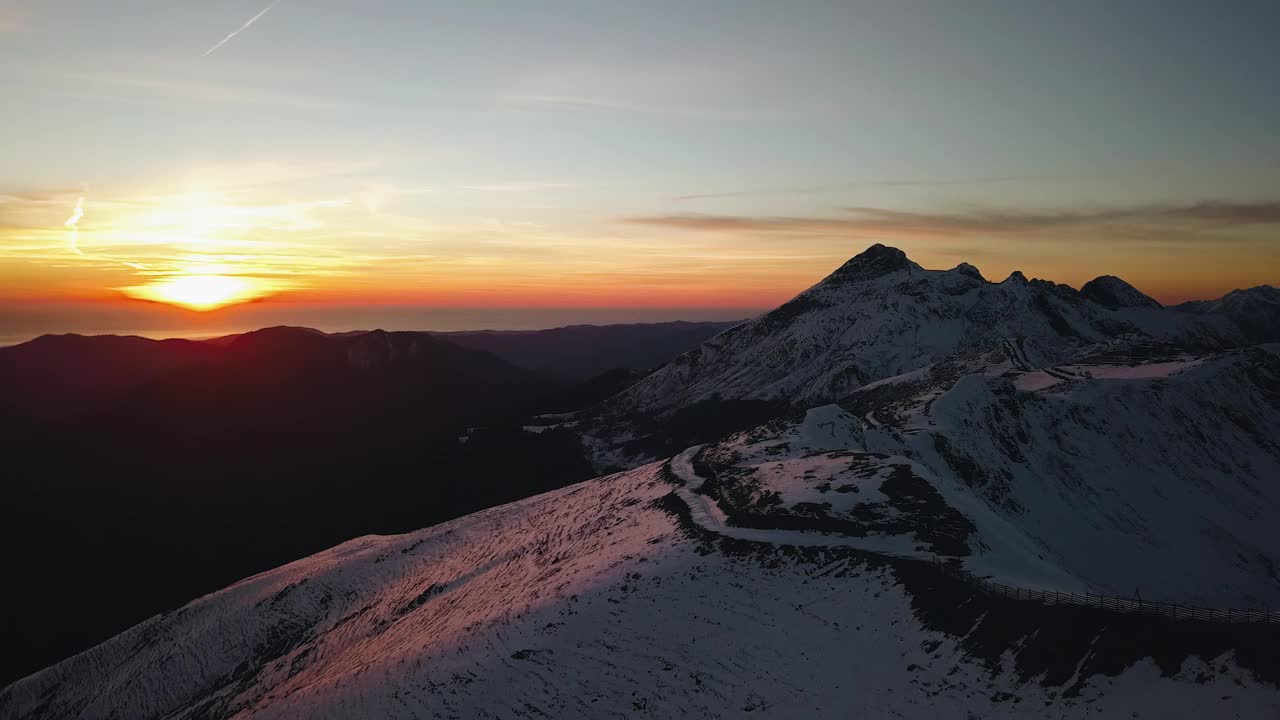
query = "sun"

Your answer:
(120, 274), (274, 311)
